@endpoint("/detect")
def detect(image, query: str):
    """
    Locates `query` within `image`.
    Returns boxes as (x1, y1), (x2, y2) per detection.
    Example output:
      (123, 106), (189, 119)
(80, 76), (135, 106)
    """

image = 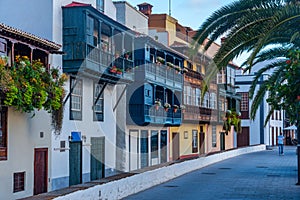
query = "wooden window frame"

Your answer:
(0, 106), (8, 161)
(70, 77), (83, 120)
(13, 172), (25, 193)
(93, 82), (104, 121)
(239, 92), (249, 119)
